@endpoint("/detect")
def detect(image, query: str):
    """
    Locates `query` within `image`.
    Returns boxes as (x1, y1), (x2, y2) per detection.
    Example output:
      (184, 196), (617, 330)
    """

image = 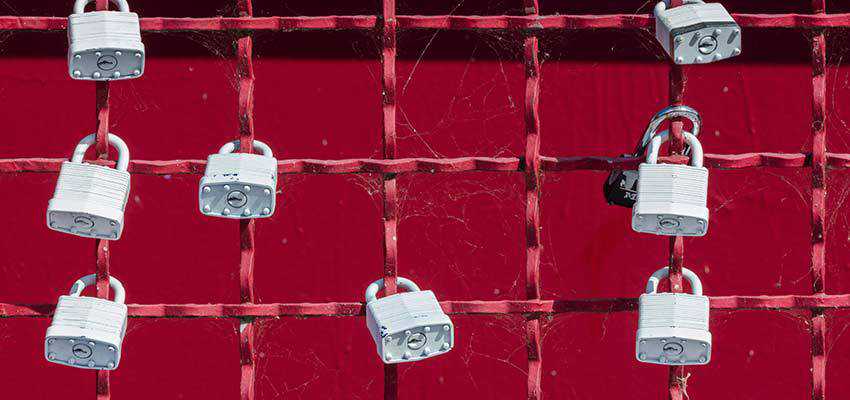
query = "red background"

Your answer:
(0, 1), (848, 399)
